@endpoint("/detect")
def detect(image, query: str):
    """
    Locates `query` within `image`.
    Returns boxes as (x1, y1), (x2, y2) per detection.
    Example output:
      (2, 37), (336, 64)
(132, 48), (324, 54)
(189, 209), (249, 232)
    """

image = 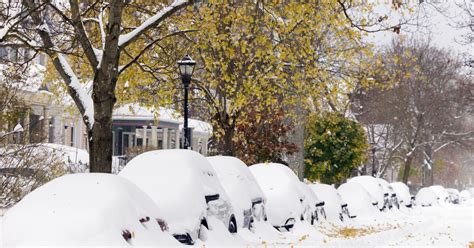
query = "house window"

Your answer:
(0, 47), (7, 60)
